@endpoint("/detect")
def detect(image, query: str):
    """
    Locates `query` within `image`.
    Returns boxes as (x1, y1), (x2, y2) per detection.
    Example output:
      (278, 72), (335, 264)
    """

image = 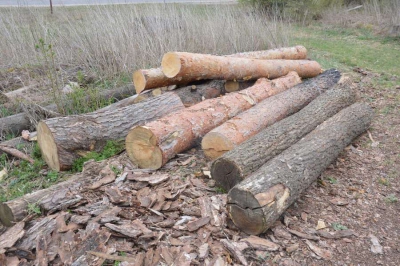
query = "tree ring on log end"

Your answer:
(126, 126), (163, 170)
(162, 52), (181, 78)
(0, 203), (15, 226)
(133, 70), (146, 94)
(227, 187), (265, 235)
(211, 158), (243, 191)
(37, 121), (60, 172)
(202, 132), (234, 160)
(228, 184), (290, 235)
